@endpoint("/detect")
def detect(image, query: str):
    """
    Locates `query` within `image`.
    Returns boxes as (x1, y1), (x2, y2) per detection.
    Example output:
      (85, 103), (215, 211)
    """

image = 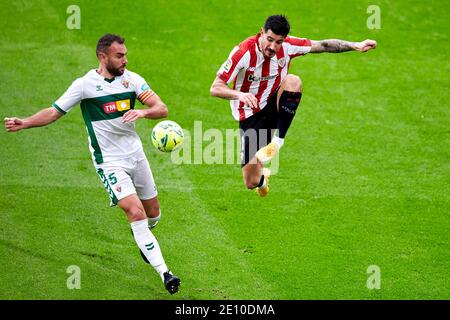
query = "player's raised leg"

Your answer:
(256, 74), (303, 164)
(242, 162), (263, 189)
(120, 194), (180, 294)
(242, 162), (270, 197)
(239, 126), (271, 196)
